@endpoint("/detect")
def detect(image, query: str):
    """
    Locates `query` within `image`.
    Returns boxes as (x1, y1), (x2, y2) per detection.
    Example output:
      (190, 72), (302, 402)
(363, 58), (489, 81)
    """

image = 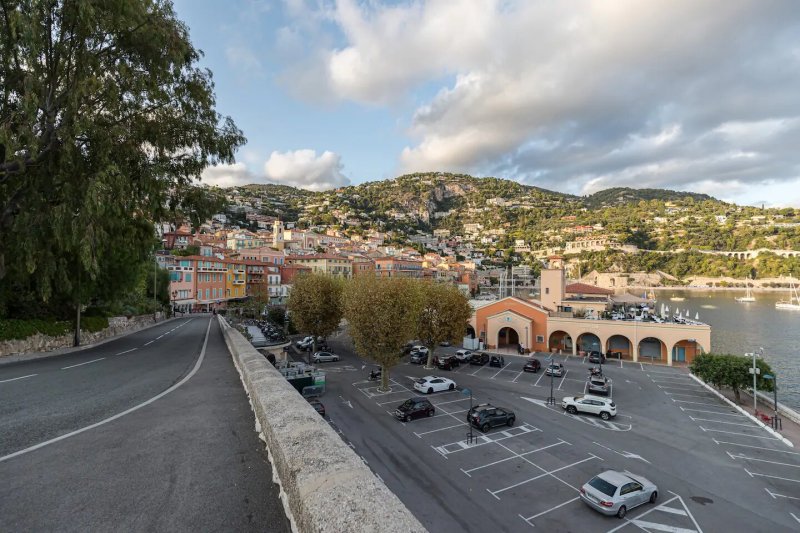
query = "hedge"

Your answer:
(0, 316), (110, 341)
